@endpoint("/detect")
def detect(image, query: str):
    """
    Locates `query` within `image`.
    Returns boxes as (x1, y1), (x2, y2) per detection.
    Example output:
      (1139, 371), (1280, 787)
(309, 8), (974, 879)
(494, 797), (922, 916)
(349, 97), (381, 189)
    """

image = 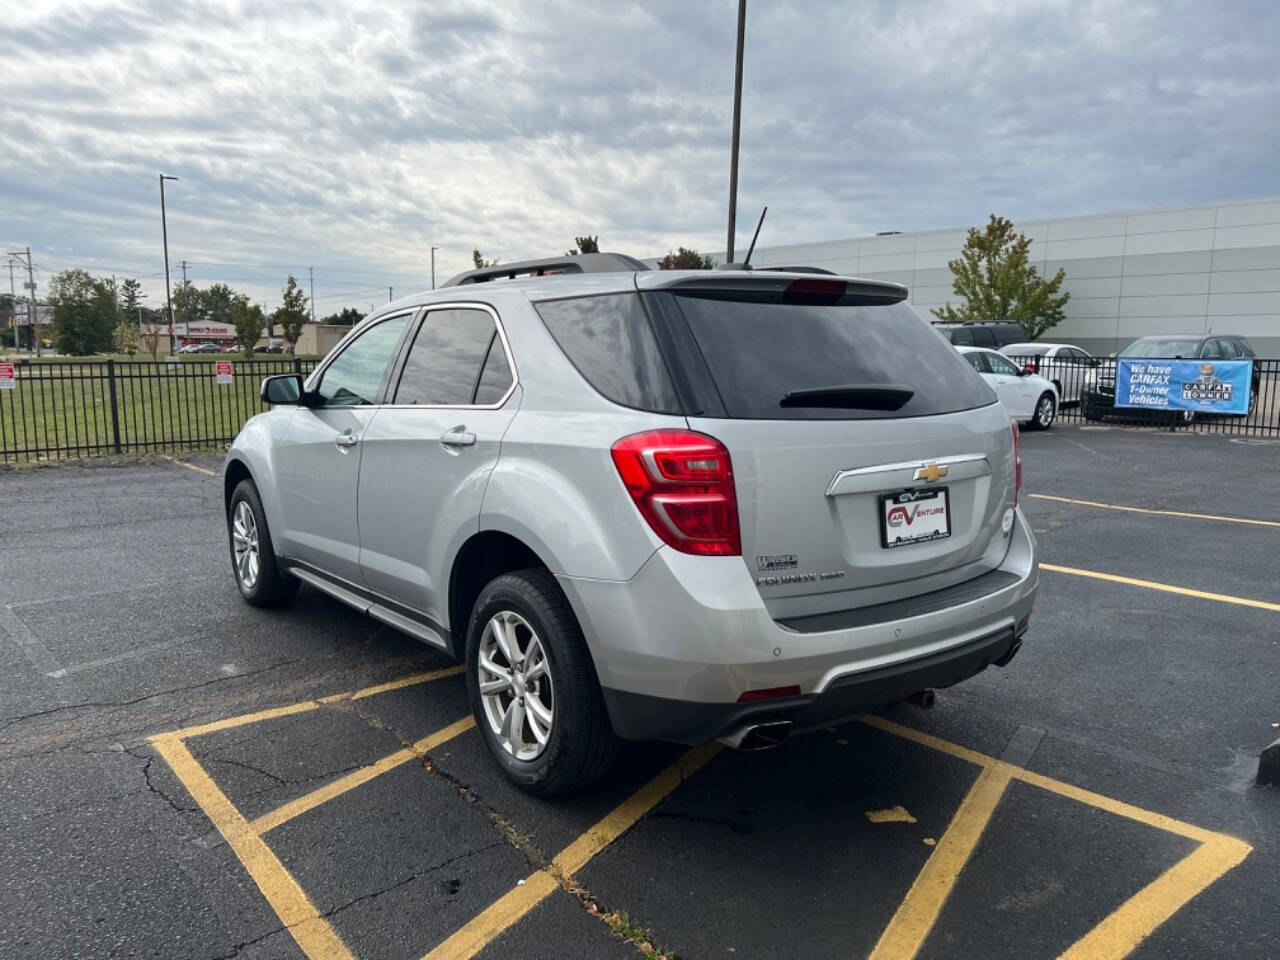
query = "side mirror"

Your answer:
(1017, 366), (1031, 377)
(261, 374), (304, 405)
